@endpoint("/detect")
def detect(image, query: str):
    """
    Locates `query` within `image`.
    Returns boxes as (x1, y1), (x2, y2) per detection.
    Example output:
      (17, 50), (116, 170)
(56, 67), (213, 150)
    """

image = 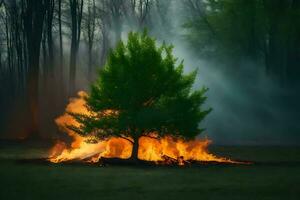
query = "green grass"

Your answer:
(0, 142), (299, 200)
